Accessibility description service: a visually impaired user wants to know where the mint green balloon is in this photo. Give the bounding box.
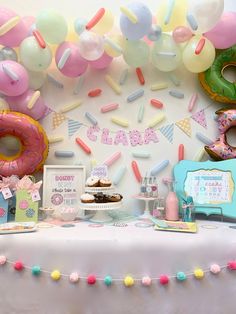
[20,37,52,72]
[151,34,182,72]
[36,9,68,44]
[123,40,149,68]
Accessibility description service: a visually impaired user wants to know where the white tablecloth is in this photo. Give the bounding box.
[1,220,236,314]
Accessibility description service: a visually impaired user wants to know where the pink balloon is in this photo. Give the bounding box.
[0,7,28,47]
[55,42,88,78]
[89,52,113,69]
[5,89,48,120]
[172,26,193,43]
[204,12,236,49]
[22,15,35,35]
[0,60,29,96]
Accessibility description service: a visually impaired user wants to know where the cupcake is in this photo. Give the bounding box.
[99,177,112,187]
[80,193,95,203]
[86,176,100,187]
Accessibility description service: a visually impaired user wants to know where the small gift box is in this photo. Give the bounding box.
[15,176,42,223]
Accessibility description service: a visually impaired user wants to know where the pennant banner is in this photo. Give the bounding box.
[191,109,207,129]
[159,124,174,144]
[68,120,82,138]
[175,118,191,137]
[52,112,66,130]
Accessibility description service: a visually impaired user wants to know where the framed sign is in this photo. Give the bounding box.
[43,165,86,213]
[174,160,236,218]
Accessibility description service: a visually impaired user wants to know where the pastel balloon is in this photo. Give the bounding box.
[104,34,124,57]
[0,60,29,96]
[0,7,28,47]
[120,2,152,40]
[20,36,52,72]
[147,25,162,42]
[123,40,149,68]
[156,0,187,32]
[78,31,104,61]
[182,36,215,73]
[151,34,182,72]
[28,70,46,90]
[204,12,236,49]
[36,9,68,44]
[22,15,35,34]
[92,9,114,35]
[89,52,113,69]
[5,89,48,120]
[74,18,87,35]
[172,26,192,43]
[66,23,78,42]
[55,42,88,77]
[187,0,224,33]
[0,47,17,61]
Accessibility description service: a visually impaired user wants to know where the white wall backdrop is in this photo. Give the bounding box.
[1,0,236,214]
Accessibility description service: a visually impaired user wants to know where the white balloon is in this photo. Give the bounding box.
[28,71,46,90]
[187,0,224,33]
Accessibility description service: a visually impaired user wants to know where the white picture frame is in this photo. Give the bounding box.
[43,165,86,217]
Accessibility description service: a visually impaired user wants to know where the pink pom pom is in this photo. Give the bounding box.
[14,261,24,271]
[0,255,7,265]
[227,261,236,270]
[210,264,221,274]
[142,276,152,286]
[87,274,96,285]
[159,275,169,285]
[69,272,79,283]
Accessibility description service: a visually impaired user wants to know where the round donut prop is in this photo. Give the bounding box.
[0,110,48,177]
[205,108,236,160]
[199,45,236,104]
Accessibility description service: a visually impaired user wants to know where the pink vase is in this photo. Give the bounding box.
[165,191,179,221]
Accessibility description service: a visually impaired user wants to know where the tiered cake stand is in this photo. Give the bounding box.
[79,186,122,223]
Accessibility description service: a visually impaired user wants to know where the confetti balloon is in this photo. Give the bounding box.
[104,34,124,58]
[151,34,182,72]
[204,12,236,49]
[123,39,149,68]
[36,9,68,44]
[55,42,88,77]
[182,36,215,73]
[187,0,224,33]
[5,89,48,120]
[172,26,193,43]
[120,2,152,40]
[92,9,114,35]
[28,70,46,90]
[0,47,17,61]
[0,60,29,96]
[74,17,87,35]
[156,0,187,32]
[19,36,52,72]
[78,31,104,61]
[0,7,28,47]
[89,52,113,69]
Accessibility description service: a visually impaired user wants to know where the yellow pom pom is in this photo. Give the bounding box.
[124,275,134,287]
[194,268,204,279]
[51,270,61,281]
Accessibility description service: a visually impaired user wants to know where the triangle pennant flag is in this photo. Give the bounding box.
[159,124,174,143]
[175,118,192,137]
[191,109,207,129]
[52,112,67,129]
[68,119,82,138]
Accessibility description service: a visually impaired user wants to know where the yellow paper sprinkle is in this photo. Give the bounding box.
[27,91,40,109]
[0,16,20,36]
[120,6,138,24]
[111,116,129,127]
[48,136,64,144]
[150,82,168,91]
[60,101,82,113]
[105,75,122,95]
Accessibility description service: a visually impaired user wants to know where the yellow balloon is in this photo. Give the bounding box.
[49,44,57,56]
[156,0,187,32]
[66,23,79,42]
[92,10,114,35]
[182,36,215,73]
[104,34,124,57]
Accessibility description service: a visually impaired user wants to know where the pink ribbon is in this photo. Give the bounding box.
[0,175,19,192]
[16,176,42,193]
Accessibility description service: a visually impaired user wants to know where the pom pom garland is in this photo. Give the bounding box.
[87,274,96,285]
[176,271,187,281]
[227,261,236,270]
[124,275,134,287]
[159,275,169,285]
[14,261,24,271]
[194,268,204,279]
[32,265,41,276]
[210,264,221,274]
[51,270,61,281]
[141,276,152,286]
[0,255,7,265]
[104,275,113,286]
[69,272,80,283]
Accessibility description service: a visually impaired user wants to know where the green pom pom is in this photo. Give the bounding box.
[32,265,41,276]
[104,275,112,286]
[176,271,186,281]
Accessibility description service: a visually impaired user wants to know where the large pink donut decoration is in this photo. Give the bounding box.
[205,108,236,160]
[0,111,48,177]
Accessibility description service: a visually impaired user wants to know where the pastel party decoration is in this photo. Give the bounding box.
[69,272,79,283]
[0,255,7,265]
[0,60,29,97]
[175,118,191,137]
[14,261,24,271]
[137,103,144,123]
[169,90,184,99]
[0,7,28,47]
[123,275,134,287]
[112,166,127,186]
[20,36,52,72]
[159,124,174,144]
[127,88,144,102]
[123,40,149,68]
[78,31,104,61]
[119,68,129,85]
[32,265,41,276]
[210,264,221,274]
[75,137,92,154]
[105,74,121,95]
[0,192,9,224]
[150,159,169,176]
[87,274,96,285]
[172,26,192,44]
[159,275,169,285]
[176,271,186,281]
[36,9,68,44]
[136,67,145,85]
[191,109,207,129]
[142,276,152,286]
[120,2,152,40]
[188,93,198,112]
[114,130,129,146]
[104,275,113,286]
[100,103,119,113]
[51,270,61,281]
[89,52,113,70]
[54,151,74,158]
[194,268,204,279]
[131,160,142,183]
[28,70,46,90]
[55,42,88,77]
[0,47,18,61]
[103,151,121,167]
[91,9,114,35]
[67,120,81,137]
[74,18,87,35]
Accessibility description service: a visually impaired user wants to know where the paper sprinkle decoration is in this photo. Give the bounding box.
[175,118,191,137]
[191,109,207,129]
[68,119,82,138]
[159,124,174,144]
[52,112,67,129]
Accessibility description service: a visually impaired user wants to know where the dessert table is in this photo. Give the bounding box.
[0,219,236,314]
